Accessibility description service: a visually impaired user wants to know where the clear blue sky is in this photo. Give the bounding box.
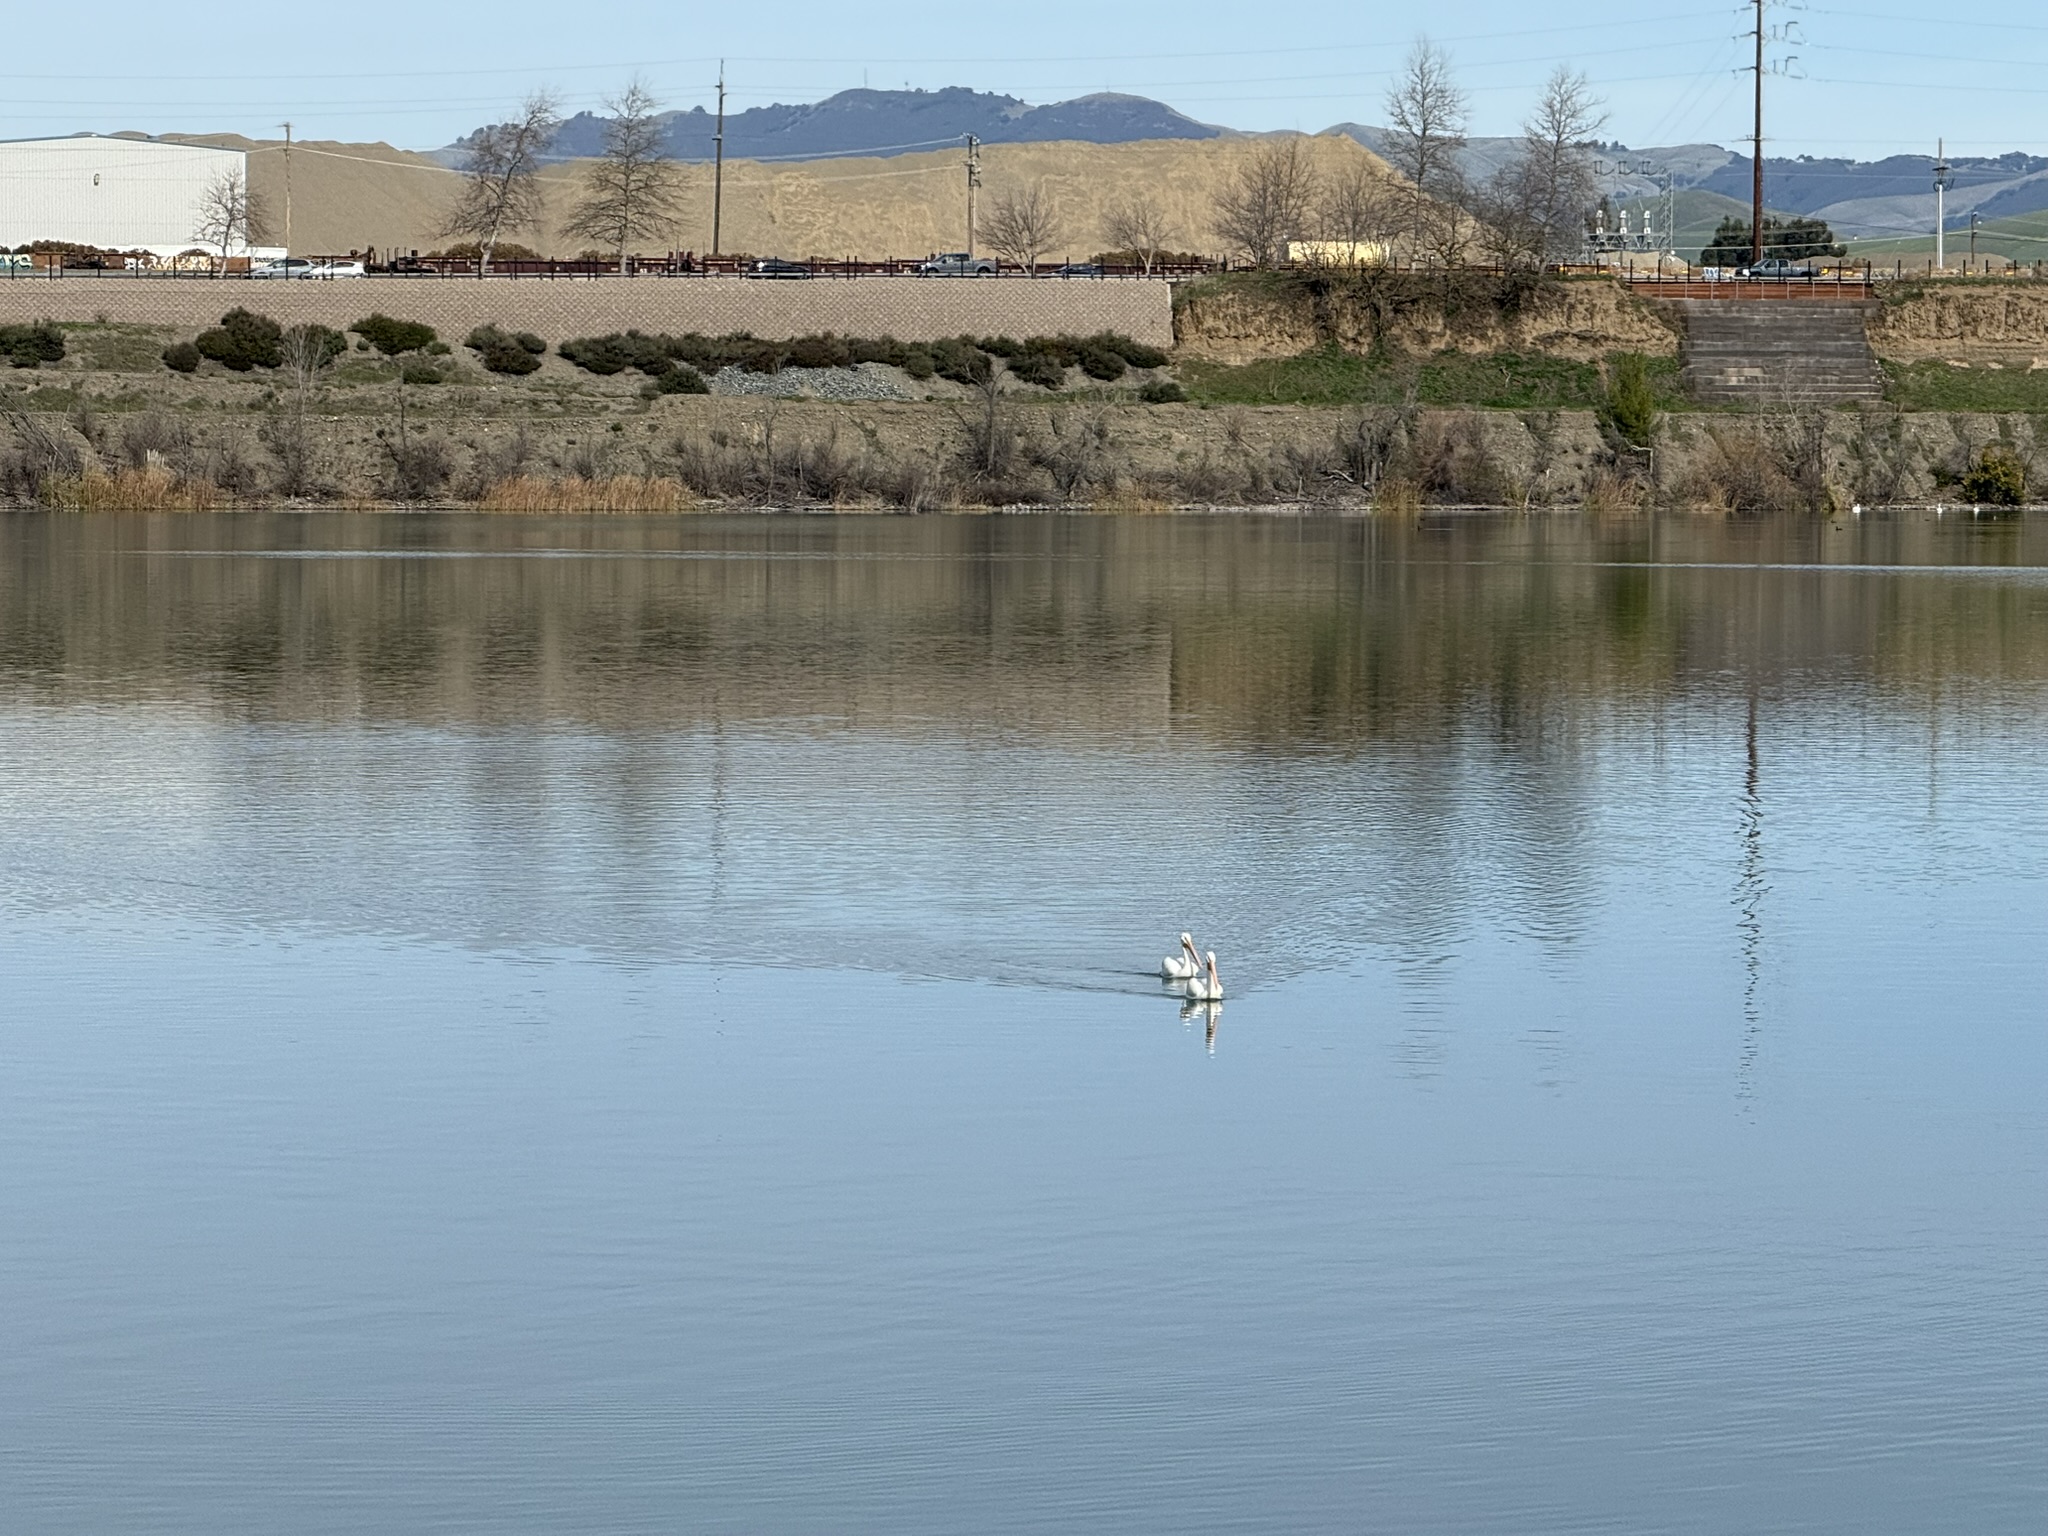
[3,3,2040,158]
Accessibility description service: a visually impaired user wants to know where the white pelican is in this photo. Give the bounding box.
[1184,951,1224,1001]
[1161,932,1203,981]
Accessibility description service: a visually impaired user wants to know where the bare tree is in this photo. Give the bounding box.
[1102,194,1175,275]
[561,79,682,263]
[442,92,562,275]
[267,323,344,496]
[1212,136,1318,267]
[1384,38,1469,254]
[1415,170,1479,268]
[192,170,269,276]
[982,184,1064,273]
[1316,160,1399,260]
[1509,67,1606,263]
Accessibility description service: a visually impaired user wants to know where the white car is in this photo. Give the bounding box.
[306,260,367,280]
[248,257,320,280]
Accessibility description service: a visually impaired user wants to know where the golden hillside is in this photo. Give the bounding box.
[178,132,1394,261]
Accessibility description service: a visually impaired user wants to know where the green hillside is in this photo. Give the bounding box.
[1844,209,2048,270]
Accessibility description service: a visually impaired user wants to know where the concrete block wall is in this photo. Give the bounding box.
[0,275,1175,348]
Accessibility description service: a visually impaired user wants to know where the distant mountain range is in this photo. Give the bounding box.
[1331,127,2048,243]
[446,88,2045,244]
[443,88,1220,168]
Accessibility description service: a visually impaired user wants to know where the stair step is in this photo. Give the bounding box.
[1670,297,1882,404]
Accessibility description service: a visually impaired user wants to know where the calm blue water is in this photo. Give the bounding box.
[1,511,2044,1532]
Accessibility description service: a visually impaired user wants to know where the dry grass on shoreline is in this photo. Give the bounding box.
[41,469,223,512]
[475,475,697,514]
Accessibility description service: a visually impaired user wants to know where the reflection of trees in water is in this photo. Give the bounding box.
[0,511,2042,979]
[3,511,2045,733]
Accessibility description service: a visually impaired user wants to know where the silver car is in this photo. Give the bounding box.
[918,252,998,276]
[248,257,320,280]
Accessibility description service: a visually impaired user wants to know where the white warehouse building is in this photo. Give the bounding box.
[0,134,269,260]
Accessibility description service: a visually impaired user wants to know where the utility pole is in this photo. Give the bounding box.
[279,121,292,255]
[1969,210,1980,270]
[712,64,726,258]
[1933,140,1951,272]
[1750,0,1765,266]
[964,135,981,256]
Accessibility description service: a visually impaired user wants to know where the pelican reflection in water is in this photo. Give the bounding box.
[1180,997,1223,1053]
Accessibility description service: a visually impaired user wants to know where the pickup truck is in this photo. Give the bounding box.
[1738,258,1820,279]
[918,252,998,276]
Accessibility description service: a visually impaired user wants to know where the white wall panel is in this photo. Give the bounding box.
[0,137,249,254]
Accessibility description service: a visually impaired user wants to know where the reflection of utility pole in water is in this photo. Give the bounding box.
[708,713,729,908]
[1735,690,1766,1100]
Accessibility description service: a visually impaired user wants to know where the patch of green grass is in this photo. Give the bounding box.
[1179,345,1685,411]
[57,321,179,373]
[1882,358,2048,411]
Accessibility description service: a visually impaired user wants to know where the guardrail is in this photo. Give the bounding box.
[2,257,1218,281]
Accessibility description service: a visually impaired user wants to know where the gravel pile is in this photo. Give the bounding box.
[709,362,918,401]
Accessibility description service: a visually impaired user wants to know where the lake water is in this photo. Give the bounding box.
[1,510,2044,1533]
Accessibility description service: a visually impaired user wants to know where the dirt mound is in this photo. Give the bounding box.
[175,131,1393,263]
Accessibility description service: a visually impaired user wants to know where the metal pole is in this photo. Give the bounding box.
[1934,140,1949,272]
[279,122,293,257]
[965,135,980,257]
[712,64,726,258]
[1751,0,1765,266]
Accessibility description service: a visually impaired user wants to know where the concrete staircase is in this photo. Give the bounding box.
[1674,300,1884,404]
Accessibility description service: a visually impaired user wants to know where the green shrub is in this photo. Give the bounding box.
[424,340,451,356]
[466,324,544,375]
[400,360,446,385]
[194,307,282,371]
[1961,445,2026,505]
[1007,351,1067,389]
[283,323,348,367]
[730,339,788,374]
[1077,344,1128,382]
[1095,332,1169,370]
[0,321,66,368]
[350,313,437,357]
[979,335,1025,359]
[785,333,852,369]
[161,340,202,373]
[559,330,682,376]
[933,337,990,385]
[1139,378,1188,404]
[653,364,709,395]
[901,346,936,381]
[847,335,908,368]
[1601,353,1659,447]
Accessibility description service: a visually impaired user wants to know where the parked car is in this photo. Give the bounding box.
[306,260,367,279]
[1738,258,1820,279]
[248,257,320,280]
[918,252,998,276]
[1051,262,1103,278]
[744,257,814,279]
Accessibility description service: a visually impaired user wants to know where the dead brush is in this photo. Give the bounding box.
[1687,425,1806,513]
[1091,481,1175,514]
[41,467,223,512]
[1373,478,1423,515]
[1,409,85,504]
[476,475,696,513]
[1580,467,1646,514]
[1413,411,1508,505]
